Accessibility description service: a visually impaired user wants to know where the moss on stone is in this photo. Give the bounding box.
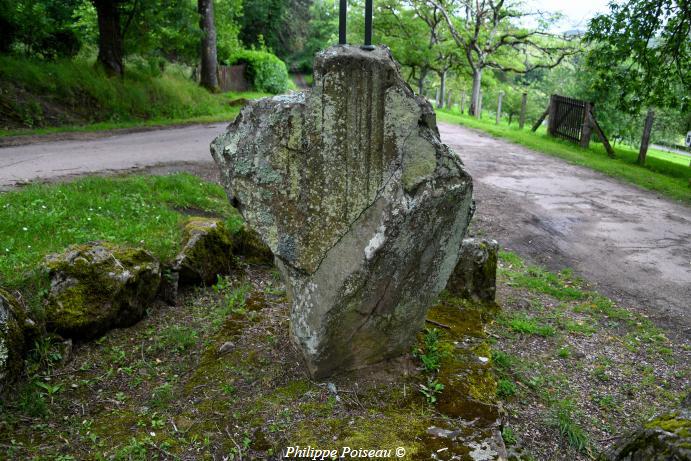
[290,411,429,457]
[176,217,235,285]
[44,242,161,339]
[645,412,691,437]
[231,225,274,265]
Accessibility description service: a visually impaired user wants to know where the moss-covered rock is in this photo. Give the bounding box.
[0,288,29,392]
[44,242,161,340]
[607,397,691,460]
[447,238,499,302]
[232,225,273,264]
[174,218,234,285]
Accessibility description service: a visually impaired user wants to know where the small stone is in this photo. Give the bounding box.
[427,426,461,439]
[218,341,235,355]
[174,218,234,286]
[447,238,499,302]
[607,397,690,460]
[60,339,73,364]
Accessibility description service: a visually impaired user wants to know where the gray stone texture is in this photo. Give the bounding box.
[446,238,499,302]
[211,45,474,378]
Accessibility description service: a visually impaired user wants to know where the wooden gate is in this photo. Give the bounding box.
[217,64,250,92]
[532,94,614,157]
[548,95,587,143]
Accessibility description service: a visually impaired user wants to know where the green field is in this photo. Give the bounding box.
[437,109,691,204]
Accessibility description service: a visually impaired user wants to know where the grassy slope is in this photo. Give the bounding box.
[0,55,268,136]
[0,173,242,290]
[437,110,691,204]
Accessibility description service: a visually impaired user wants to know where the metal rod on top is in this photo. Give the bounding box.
[362,0,375,50]
[339,0,347,44]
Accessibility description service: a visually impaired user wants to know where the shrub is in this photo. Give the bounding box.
[226,50,290,94]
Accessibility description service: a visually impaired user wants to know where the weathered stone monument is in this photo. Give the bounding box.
[211,45,474,378]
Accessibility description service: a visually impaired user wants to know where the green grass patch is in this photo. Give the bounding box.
[549,400,591,454]
[500,260,587,301]
[0,173,241,289]
[497,378,517,398]
[437,110,691,204]
[501,313,556,337]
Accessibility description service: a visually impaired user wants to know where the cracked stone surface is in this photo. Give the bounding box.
[211,45,474,378]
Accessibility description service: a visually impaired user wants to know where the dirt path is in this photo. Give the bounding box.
[1,121,689,334]
[438,122,691,336]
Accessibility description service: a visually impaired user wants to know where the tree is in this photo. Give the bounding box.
[1,0,83,58]
[290,0,338,72]
[584,0,690,113]
[93,0,125,77]
[198,0,219,91]
[239,0,287,54]
[430,0,576,116]
[377,0,461,103]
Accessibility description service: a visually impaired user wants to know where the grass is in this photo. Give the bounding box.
[0,173,242,289]
[491,250,688,459]
[436,109,691,204]
[0,54,270,136]
[502,313,556,337]
[550,400,591,454]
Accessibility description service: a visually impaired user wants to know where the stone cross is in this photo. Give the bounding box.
[211,46,474,378]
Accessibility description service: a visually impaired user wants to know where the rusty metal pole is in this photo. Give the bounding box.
[339,0,347,45]
[362,0,375,50]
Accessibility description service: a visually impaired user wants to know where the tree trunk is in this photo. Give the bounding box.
[417,67,428,96]
[470,68,482,117]
[437,70,446,109]
[198,0,219,91]
[93,0,124,77]
[638,109,655,165]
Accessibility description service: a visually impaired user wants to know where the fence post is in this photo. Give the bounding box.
[496,91,504,124]
[519,92,527,129]
[638,109,655,165]
[460,92,466,114]
[580,102,593,148]
[547,95,557,135]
